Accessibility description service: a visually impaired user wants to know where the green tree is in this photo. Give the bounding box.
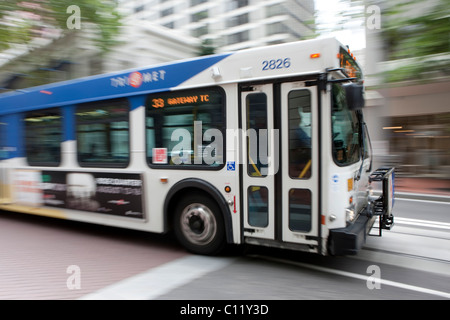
[198,39,216,56]
[317,0,450,82]
[382,0,450,60]
[0,0,122,52]
[381,0,450,82]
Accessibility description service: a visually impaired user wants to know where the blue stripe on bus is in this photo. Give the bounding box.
[1,113,24,159]
[0,53,232,114]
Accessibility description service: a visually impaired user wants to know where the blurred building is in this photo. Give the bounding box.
[363,0,450,179]
[1,0,315,90]
[102,20,201,72]
[117,0,316,52]
[0,20,200,91]
[379,79,450,178]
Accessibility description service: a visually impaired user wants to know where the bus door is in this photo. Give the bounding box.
[241,84,276,240]
[280,82,319,245]
[240,82,319,246]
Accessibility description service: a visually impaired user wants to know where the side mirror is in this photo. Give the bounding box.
[343,83,365,110]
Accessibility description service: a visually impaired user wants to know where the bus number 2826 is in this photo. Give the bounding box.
[262,58,291,71]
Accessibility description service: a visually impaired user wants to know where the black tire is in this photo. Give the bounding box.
[173,193,226,255]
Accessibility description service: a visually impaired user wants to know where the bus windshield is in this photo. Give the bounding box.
[331,83,361,166]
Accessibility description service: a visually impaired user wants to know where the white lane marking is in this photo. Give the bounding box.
[395,197,450,205]
[355,249,450,277]
[259,256,450,299]
[79,255,235,300]
[394,217,450,230]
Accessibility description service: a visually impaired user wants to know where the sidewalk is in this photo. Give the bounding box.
[395,177,450,202]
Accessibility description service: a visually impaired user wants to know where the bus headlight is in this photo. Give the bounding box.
[346,207,356,222]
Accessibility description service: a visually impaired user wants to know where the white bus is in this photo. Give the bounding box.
[0,37,394,256]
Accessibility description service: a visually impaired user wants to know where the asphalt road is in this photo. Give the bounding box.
[0,197,448,303]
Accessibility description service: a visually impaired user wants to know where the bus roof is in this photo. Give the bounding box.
[0,37,351,115]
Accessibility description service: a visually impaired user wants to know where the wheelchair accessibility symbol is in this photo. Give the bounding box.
[227,161,236,171]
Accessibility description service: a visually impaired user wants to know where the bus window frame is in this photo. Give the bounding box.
[331,82,362,167]
[145,86,227,171]
[25,107,62,167]
[76,98,131,169]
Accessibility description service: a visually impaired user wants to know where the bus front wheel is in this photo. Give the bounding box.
[173,193,226,255]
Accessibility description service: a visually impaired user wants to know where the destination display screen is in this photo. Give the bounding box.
[151,92,219,109]
[338,47,362,80]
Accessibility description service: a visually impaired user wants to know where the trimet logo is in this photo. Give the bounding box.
[111,70,166,88]
[129,72,143,88]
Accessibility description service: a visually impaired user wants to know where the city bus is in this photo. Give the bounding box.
[0,37,394,256]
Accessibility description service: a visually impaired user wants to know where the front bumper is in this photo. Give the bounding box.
[328,214,377,256]
[328,166,395,256]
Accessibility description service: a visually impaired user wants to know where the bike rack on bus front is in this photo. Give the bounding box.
[365,166,395,236]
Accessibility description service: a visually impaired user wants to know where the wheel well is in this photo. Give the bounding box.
[164,180,233,244]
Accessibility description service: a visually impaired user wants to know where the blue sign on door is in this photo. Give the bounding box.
[227,161,236,171]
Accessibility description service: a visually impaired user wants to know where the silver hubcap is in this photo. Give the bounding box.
[180,203,217,245]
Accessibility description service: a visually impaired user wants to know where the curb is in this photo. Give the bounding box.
[395,192,450,203]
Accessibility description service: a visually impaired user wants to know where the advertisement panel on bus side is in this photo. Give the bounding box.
[14,170,144,219]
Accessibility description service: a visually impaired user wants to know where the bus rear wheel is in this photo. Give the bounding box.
[173,193,226,255]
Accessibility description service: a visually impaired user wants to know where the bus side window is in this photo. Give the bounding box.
[146,87,225,168]
[25,108,62,166]
[76,99,130,168]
